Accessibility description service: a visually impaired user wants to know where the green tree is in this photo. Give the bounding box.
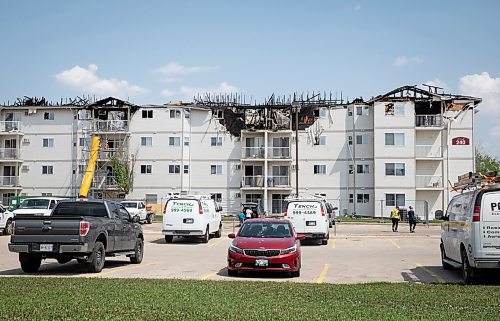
[476,147,500,173]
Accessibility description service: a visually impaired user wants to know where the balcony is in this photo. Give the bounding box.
[241,175,265,187]
[242,147,265,159]
[415,115,442,128]
[0,176,20,187]
[267,147,291,159]
[93,120,128,133]
[416,175,443,188]
[0,148,19,160]
[92,175,118,189]
[267,175,290,187]
[0,121,21,132]
[415,145,442,158]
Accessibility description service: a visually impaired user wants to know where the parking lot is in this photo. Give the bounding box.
[0,222,466,284]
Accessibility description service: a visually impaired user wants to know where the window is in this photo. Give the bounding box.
[385,163,406,176]
[349,194,354,203]
[183,165,189,174]
[169,137,181,146]
[142,110,153,118]
[386,194,405,207]
[141,137,152,146]
[349,165,354,174]
[213,110,223,119]
[42,138,54,148]
[169,165,180,174]
[246,194,262,203]
[384,103,404,116]
[44,112,54,120]
[41,192,53,197]
[318,136,326,145]
[42,165,54,175]
[211,137,222,146]
[79,137,90,147]
[357,164,369,174]
[319,108,327,118]
[184,137,190,146]
[356,106,369,116]
[170,109,181,118]
[314,165,326,174]
[140,165,152,174]
[348,109,353,117]
[211,193,222,203]
[145,194,158,204]
[78,164,86,174]
[357,194,369,203]
[356,135,368,145]
[348,136,353,145]
[211,165,223,175]
[385,133,405,146]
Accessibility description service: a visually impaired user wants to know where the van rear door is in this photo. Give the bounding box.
[165,199,199,234]
[287,201,323,233]
[480,191,500,253]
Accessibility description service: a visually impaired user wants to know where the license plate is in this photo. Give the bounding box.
[40,244,53,252]
[184,218,194,224]
[306,221,316,226]
[255,259,268,267]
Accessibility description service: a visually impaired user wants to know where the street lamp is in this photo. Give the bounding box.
[292,102,301,197]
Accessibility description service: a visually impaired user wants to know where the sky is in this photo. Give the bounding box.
[1,0,499,157]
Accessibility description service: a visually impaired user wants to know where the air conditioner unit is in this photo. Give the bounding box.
[235,192,241,198]
[21,165,30,171]
[22,138,30,144]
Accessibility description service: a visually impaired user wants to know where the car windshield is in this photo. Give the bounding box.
[239,222,292,238]
[18,199,50,209]
[121,202,138,208]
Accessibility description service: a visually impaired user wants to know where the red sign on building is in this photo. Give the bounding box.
[452,137,470,145]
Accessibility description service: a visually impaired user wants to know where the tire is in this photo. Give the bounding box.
[291,269,301,277]
[86,241,105,273]
[56,257,72,264]
[214,223,222,238]
[4,219,13,236]
[227,268,238,277]
[202,227,209,243]
[19,254,41,273]
[329,221,333,228]
[146,214,153,224]
[130,238,144,264]
[461,248,474,284]
[322,232,329,245]
[440,243,453,270]
[165,235,173,243]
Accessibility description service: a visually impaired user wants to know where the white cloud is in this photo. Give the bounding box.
[55,64,148,98]
[459,72,500,114]
[154,62,218,75]
[162,82,239,100]
[161,89,176,97]
[354,4,361,11]
[423,79,448,90]
[394,56,423,67]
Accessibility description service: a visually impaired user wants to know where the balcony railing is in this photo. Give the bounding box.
[0,148,18,160]
[93,120,128,132]
[242,147,265,159]
[415,145,442,158]
[92,175,118,189]
[268,147,291,159]
[267,176,290,187]
[415,115,442,128]
[0,176,20,187]
[242,175,265,187]
[416,175,442,188]
[0,121,21,132]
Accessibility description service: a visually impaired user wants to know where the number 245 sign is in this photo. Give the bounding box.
[452,137,470,145]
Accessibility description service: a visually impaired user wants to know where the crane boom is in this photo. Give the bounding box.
[79,136,100,198]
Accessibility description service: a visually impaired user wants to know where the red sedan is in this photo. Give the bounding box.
[227,219,304,277]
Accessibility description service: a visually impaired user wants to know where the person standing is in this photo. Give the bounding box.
[238,210,246,226]
[408,206,417,233]
[390,206,400,232]
[245,208,253,220]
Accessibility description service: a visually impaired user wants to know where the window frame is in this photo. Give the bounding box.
[210,164,223,175]
[386,193,405,207]
[169,137,181,146]
[141,137,153,146]
[385,163,406,176]
[313,164,326,175]
[140,164,152,174]
[142,109,153,119]
[168,165,180,174]
[42,165,54,175]
[42,138,54,148]
[211,137,223,147]
[385,133,405,146]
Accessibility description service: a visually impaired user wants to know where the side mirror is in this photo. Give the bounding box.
[435,210,444,220]
[132,215,140,223]
[296,234,305,240]
[228,233,236,239]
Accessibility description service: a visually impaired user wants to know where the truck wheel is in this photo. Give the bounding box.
[440,243,453,270]
[130,238,144,264]
[165,235,173,243]
[461,248,475,284]
[147,214,153,224]
[202,227,209,243]
[4,219,13,235]
[87,242,105,273]
[19,254,41,273]
[215,223,222,238]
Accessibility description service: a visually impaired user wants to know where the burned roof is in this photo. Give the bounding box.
[368,85,482,105]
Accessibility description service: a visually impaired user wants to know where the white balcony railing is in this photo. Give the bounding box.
[93,120,128,132]
[268,147,291,159]
[242,147,265,159]
[267,175,290,187]
[0,148,18,160]
[0,176,20,187]
[415,145,442,158]
[0,121,21,132]
[242,175,265,187]
[416,175,442,188]
[415,115,442,128]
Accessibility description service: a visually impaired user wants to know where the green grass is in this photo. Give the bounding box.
[0,278,498,321]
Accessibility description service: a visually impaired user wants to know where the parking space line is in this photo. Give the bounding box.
[207,237,229,248]
[415,262,445,283]
[316,264,330,284]
[84,262,157,278]
[388,238,400,249]
[331,239,336,249]
[200,271,218,280]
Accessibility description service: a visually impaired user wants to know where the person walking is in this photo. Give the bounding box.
[390,206,400,232]
[408,206,417,233]
[238,210,246,226]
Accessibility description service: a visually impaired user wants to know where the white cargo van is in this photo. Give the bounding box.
[284,198,329,245]
[437,187,500,283]
[162,195,222,243]
[13,197,64,216]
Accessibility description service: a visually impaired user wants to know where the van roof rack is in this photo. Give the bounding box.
[453,171,500,192]
[285,193,328,201]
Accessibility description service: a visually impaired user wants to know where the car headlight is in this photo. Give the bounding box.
[280,244,297,255]
[229,243,244,254]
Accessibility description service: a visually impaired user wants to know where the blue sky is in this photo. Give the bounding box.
[1,1,499,156]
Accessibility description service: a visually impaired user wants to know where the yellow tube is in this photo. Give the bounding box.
[79,136,100,198]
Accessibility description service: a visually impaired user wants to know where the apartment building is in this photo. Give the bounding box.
[0,86,481,218]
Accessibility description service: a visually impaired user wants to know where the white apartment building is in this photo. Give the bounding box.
[0,86,481,219]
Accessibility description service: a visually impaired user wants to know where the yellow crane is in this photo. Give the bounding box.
[79,136,101,198]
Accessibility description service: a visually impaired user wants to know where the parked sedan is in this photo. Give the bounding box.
[227,219,304,277]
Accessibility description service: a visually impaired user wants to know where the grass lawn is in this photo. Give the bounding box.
[0,278,498,321]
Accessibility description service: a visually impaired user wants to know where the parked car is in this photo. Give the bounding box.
[162,195,222,243]
[284,197,330,244]
[121,200,154,224]
[325,202,338,228]
[0,203,14,235]
[436,187,500,283]
[8,199,144,273]
[227,219,303,277]
[12,197,65,216]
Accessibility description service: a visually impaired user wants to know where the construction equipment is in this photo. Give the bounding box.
[453,171,500,192]
[79,136,101,198]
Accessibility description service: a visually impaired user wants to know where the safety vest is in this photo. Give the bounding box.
[390,209,400,220]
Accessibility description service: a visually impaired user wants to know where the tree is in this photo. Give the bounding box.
[475,147,500,173]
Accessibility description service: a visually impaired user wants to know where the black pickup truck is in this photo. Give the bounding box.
[8,199,144,273]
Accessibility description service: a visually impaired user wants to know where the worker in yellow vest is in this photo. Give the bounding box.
[390,207,400,232]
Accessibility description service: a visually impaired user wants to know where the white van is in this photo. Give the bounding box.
[162,195,222,243]
[284,198,329,245]
[13,197,64,216]
[437,187,500,283]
